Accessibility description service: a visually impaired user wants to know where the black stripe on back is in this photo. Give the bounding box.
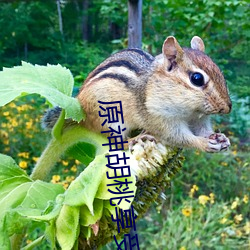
[96,73,130,85]
[125,48,154,62]
[91,60,140,79]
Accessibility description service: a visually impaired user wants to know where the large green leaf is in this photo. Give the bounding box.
[63,154,106,214]
[0,154,65,248]
[56,205,80,250]
[0,62,84,121]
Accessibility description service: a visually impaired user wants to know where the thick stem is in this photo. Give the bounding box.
[30,126,108,181]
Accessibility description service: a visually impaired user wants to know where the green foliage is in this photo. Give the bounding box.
[0,62,84,121]
[0,0,249,99]
[0,154,64,249]
[137,196,249,249]
[0,1,249,249]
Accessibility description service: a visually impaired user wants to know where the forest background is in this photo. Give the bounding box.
[0,0,249,249]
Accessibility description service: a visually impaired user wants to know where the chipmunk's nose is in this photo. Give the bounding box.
[219,101,232,114]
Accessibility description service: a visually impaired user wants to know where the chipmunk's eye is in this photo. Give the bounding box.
[190,72,204,87]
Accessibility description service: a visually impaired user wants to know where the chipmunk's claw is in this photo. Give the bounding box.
[207,133,230,152]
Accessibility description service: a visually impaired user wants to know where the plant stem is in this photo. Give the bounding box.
[30,126,107,181]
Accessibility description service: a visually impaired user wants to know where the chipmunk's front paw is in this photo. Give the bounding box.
[206,133,230,152]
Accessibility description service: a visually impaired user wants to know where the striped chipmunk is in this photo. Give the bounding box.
[43,36,232,153]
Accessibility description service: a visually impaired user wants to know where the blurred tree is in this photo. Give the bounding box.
[128,0,142,48]
[0,0,248,98]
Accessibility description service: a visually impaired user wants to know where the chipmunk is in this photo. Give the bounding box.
[44,36,232,153]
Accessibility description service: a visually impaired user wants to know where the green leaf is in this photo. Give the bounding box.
[0,231,10,250]
[45,220,56,249]
[0,154,30,181]
[0,62,85,122]
[0,176,31,201]
[26,200,63,222]
[79,199,103,226]
[20,181,64,213]
[65,142,96,166]
[63,154,106,214]
[0,154,65,244]
[0,182,33,217]
[56,205,80,250]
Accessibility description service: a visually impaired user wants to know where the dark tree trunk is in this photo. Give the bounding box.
[128,0,142,48]
[82,0,89,41]
[110,22,122,40]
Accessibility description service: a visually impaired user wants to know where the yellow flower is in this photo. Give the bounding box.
[0,130,8,138]
[17,105,30,112]
[182,207,192,217]
[234,214,243,224]
[244,221,250,234]
[26,121,33,129]
[63,182,69,189]
[32,157,39,163]
[232,150,237,156]
[189,184,199,197]
[209,193,215,204]
[198,195,210,206]
[18,152,30,159]
[75,159,81,165]
[194,238,201,247]
[19,161,28,169]
[9,102,16,108]
[66,176,75,182]
[235,157,242,163]
[220,217,228,224]
[243,195,248,204]
[3,111,9,116]
[62,160,69,166]
[3,138,9,145]
[11,119,18,127]
[51,175,61,183]
[4,147,10,152]
[231,198,240,209]
[70,165,77,172]
[221,232,227,238]
[221,162,228,167]
[179,247,186,250]
[236,229,243,237]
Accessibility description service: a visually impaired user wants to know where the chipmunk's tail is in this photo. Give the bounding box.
[41,106,62,130]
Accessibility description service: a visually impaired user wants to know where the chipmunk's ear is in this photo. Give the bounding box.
[162,36,184,63]
[191,36,205,52]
